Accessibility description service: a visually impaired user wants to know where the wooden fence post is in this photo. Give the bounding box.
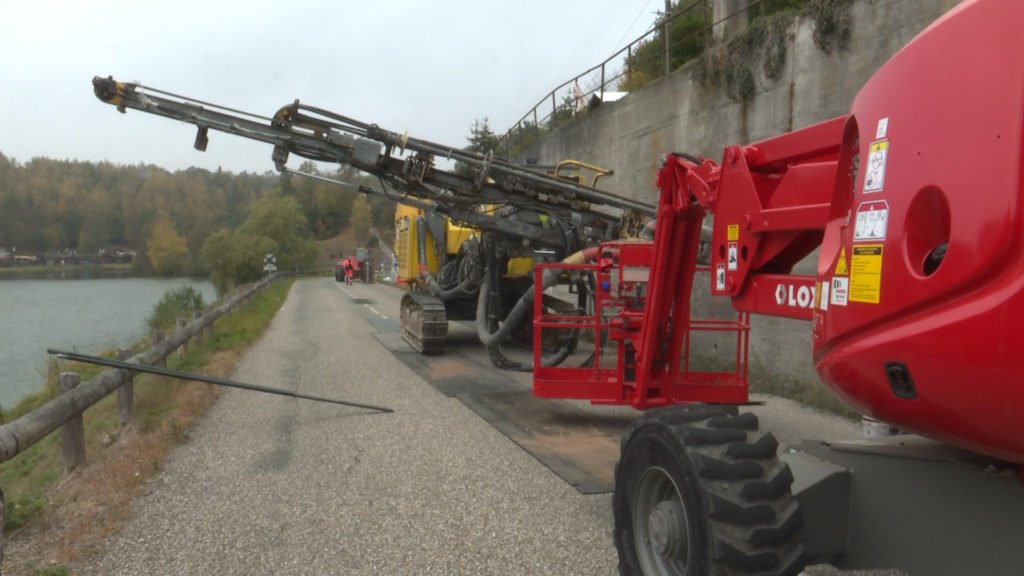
[177,318,188,358]
[59,372,86,472]
[1,484,5,569]
[203,306,213,341]
[193,310,203,346]
[116,348,134,428]
[153,329,166,367]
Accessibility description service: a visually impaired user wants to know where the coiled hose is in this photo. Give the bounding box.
[476,246,602,371]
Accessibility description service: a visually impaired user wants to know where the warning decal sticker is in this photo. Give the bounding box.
[830,277,849,307]
[876,117,889,139]
[854,200,889,242]
[864,140,889,193]
[819,280,830,311]
[850,245,883,304]
[727,242,738,271]
[727,224,740,242]
[835,247,849,276]
[716,264,726,291]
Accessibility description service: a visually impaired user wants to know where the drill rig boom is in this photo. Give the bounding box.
[91,77,653,228]
[93,76,653,360]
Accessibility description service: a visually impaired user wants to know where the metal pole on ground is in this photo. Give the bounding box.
[49,350,395,414]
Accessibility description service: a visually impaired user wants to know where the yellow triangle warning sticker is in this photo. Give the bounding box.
[835,247,849,276]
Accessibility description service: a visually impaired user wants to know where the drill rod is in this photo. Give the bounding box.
[47,349,394,414]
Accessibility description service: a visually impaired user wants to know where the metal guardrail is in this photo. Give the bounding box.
[500,0,768,158]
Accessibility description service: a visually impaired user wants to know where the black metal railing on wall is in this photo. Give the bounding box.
[500,0,778,159]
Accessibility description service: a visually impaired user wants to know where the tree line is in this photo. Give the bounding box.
[0,152,394,292]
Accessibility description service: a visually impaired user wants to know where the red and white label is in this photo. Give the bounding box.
[854,200,889,242]
[831,277,849,306]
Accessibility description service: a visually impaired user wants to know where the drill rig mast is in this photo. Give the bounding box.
[92,77,654,365]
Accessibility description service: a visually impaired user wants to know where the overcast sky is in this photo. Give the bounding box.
[0,0,659,174]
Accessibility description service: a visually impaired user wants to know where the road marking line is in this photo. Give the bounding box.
[335,283,389,320]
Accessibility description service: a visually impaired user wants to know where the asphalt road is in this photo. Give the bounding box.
[84,279,900,575]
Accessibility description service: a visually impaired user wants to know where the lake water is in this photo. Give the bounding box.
[0,277,217,410]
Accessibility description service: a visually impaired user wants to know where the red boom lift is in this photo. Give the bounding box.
[533,1,1024,574]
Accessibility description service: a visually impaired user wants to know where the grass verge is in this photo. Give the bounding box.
[0,278,294,575]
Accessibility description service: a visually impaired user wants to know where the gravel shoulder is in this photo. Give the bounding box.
[83,279,896,575]
[85,279,614,575]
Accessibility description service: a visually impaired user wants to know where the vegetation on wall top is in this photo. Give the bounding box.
[620,0,853,103]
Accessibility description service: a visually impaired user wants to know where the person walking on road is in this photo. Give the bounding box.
[343,257,354,286]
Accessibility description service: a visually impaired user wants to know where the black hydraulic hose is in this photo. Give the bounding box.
[478,275,581,372]
[476,246,602,371]
[416,216,430,280]
[432,276,480,300]
[414,216,446,297]
[477,234,529,370]
[415,216,482,301]
[475,245,602,347]
[475,267,556,348]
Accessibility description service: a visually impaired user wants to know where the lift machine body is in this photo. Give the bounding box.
[535,0,1024,468]
[534,2,1024,573]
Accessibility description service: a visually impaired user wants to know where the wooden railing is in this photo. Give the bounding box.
[0,274,278,563]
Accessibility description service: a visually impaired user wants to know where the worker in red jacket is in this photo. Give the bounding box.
[343,257,354,285]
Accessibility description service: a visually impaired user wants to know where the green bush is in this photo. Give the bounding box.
[695,12,796,102]
[146,285,205,330]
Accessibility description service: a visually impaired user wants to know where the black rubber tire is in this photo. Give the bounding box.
[614,405,805,576]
